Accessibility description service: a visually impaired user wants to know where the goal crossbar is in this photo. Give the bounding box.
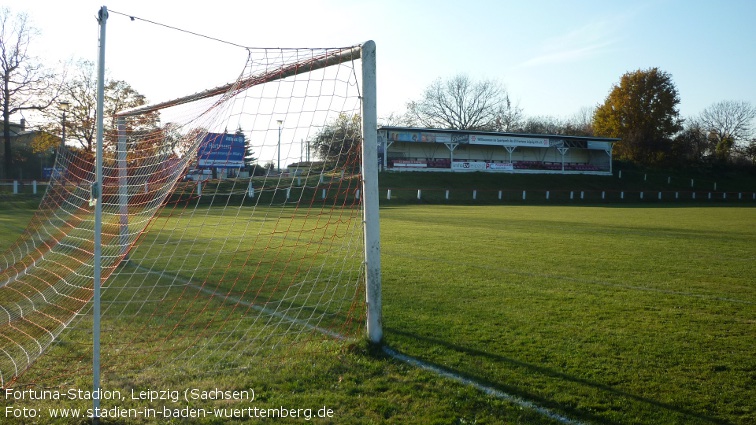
[115,45,362,118]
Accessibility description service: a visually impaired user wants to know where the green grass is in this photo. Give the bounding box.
[381,204,756,424]
[1,197,754,424]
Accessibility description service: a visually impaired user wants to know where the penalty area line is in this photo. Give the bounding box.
[382,346,584,425]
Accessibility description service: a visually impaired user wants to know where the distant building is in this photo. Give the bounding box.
[378,127,619,175]
[2,119,58,180]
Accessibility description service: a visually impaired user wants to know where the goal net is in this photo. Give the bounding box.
[0,37,378,390]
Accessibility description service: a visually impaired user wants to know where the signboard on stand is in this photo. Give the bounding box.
[197,133,246,168]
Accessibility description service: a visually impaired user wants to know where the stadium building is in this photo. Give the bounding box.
[378,126,619,175]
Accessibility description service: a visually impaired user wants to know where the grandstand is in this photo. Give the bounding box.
[378,127,619,175]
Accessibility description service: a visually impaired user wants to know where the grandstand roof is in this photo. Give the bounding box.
[378,126,620,144]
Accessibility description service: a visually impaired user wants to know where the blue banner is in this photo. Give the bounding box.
[197,133,246,168]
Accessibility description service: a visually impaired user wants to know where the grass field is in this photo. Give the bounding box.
[0,196,754,424]
[381,204,755,424]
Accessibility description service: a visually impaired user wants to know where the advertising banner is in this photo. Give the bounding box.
[197,133,246,168]
[451,134,469,144]
[486,162,514,171]
[389,131,453,143]
[43,167,64,179]
[392,160,427,168]
[587,141,610,151]
[420,133,451,143]
[388,131,420,142]
[469,135,549,147]
[451,162,487,170]
[450,162,514,171]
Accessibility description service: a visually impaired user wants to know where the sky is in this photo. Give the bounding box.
[5,0,756,125]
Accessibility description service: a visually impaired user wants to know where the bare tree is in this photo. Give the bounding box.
[378,111,409,127]
[514,113,592,136]
[405,74,520,131]
[566,106,595,136]
[493,94,524,132]
[698,100,756,162]
[0,8,59,178]
[519,115,565,135]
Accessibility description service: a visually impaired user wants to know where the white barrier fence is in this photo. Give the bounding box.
[387,188,756,203]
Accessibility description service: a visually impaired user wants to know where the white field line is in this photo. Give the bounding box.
[383,346,585,425]
[130,262,344,340]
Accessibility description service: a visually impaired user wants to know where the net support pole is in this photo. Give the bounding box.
[118,118,128,257]
[361,40,382,344]
[93,6,108,421]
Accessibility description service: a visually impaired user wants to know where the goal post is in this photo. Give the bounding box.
[360,40,382,344]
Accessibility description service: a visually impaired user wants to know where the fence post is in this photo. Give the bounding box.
[472,190,477,200]
[445,189,450,200]
[387,189,391,200]
[522,190,526,201]
[546,190,550,200]
[417,189,422,200]
[33,180,37,195]
[13,181,18,194]
[498,190,502,200]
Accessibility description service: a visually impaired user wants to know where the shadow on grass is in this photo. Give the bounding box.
[382,328,733,425]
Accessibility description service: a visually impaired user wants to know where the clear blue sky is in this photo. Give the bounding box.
[6,0,756,124]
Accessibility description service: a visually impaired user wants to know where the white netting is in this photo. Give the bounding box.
[0,45,367,387]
